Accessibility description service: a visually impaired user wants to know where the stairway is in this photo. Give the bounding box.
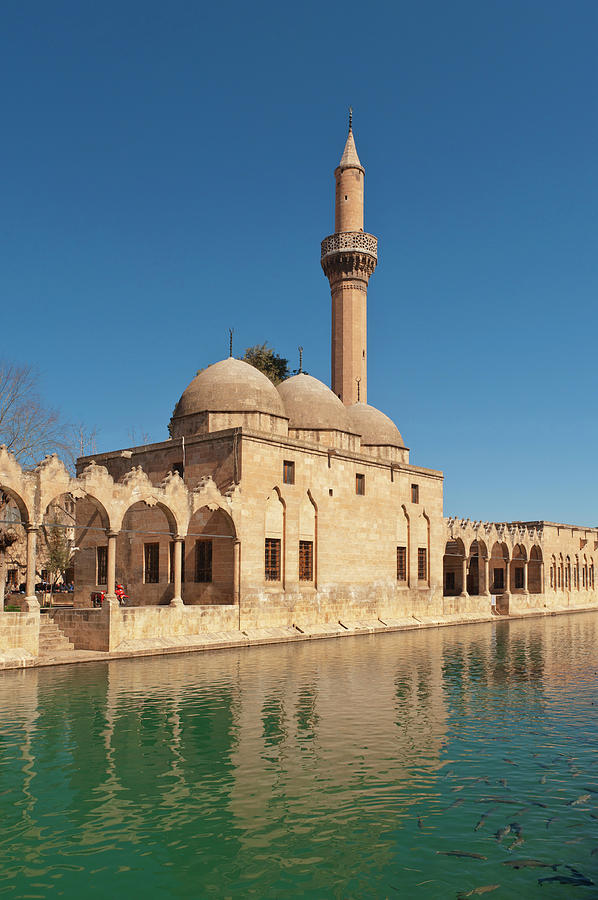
[38,617,75,656]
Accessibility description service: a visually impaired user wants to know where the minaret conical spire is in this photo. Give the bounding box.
[338,107,364,172]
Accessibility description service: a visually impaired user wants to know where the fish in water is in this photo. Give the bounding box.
[503,759,518,766]
[539,775,546,784]
[545,817,559,829]
[516,806,531,816]
[417,816,423,829]
[568,793,591,806]
[530,801,548,808]
[495,825,511,843]
[480,797,519,805]
[498,778,508,788]
[445,798,464,810]
[456,886,500,899]
[538,874,594,886]
[509,836,525,852]
[474,814,490,832]
[452,785,466,792]
[437,851,487,860]
[502,859,560,870]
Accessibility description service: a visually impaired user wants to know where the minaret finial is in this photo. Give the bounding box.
[348,106,353,132]
[356,377,361,402]
[228,328,234,357]
[298,346,303,373]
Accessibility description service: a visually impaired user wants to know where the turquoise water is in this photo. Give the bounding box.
[0,614,597,898]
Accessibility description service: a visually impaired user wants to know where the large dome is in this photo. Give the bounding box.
[347,402,405,448]
[277,373,351,432]
[173,358,286,419]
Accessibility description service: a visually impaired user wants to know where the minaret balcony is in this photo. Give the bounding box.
[320,232,378,262]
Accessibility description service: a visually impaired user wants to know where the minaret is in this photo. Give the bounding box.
[321,110,377,405]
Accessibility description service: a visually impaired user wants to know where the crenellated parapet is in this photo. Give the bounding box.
[444,516,544,557]
[0,447,239,539]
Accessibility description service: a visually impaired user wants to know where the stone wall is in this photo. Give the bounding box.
[0,606,39,664]
[49,608,109,651]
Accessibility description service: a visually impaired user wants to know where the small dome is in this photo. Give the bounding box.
[173,358,286,419]
[277,373,351,432]
[347,402,405,448]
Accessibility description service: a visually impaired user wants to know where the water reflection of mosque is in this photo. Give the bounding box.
[4,620,595,829]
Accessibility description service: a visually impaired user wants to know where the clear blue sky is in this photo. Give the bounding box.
[2,1,597,524]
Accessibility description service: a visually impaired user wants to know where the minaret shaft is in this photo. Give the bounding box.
[321,119,377,405]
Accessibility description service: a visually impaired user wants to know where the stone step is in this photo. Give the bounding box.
[39,636,74,652]
[38,620,75,655]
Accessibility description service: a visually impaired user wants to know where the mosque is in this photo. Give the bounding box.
[64,118,596,628]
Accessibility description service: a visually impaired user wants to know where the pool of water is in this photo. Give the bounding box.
[0,613,597,898]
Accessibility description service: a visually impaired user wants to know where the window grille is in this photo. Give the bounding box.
[299,541,313,581]
[417,548,427,581]
[411,483,419,504]
[96,546,107,585]
[283,460,295,485]
[265,538,281,581]
[195,540,212,583]
[144,543,160,583]
[514,567,524,589]
[493,568,505,591]
[445,571,455,591]
[355,473,365,495]
[397,546,407,581]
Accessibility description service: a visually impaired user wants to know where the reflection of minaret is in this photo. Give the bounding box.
[321,109,378,405]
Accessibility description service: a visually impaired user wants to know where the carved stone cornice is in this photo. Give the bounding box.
[321,237,378,284]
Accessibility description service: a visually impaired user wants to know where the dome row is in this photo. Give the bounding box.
[172,358,405,450]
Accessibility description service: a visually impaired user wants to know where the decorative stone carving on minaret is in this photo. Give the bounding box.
[321,110,377,405]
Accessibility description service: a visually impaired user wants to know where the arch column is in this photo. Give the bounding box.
[523,559,529,594]
[105,531,118,602]
[233,539,240,604]
[460,555,469,598]
[170,536,184,606]
[25,525,38,600]
[504,558,511,598]
[482,556,491,597]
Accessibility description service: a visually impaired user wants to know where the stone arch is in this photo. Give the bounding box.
[510,544,527,593]
[490,542,509,594]
[399,504,410,586]
[582,555,588,589]
[467,538,488,596]
[0,483,31,524]
[298,491,316,585]
[443,538,465,596]
[265,487,285,585]
[183,504,236,605]
[114,499,179,606]
[529,545,542,594]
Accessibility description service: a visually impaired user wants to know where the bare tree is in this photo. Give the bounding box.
[0,362,98,604]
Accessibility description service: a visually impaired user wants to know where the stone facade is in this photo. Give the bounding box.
[0,118,596,667]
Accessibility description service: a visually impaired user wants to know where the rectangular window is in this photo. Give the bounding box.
[283,460,295,485]
[411,483,419,503]
[356,473,365,495]
[195,540,212,583]
[514,567,524,589]
[397,546,407,582]
[493,568,505,590]
[169,541,186,583]
[445,571,455,591]
[299,540,313,581]
[418,548,427,581]
[265,538,281,581]
[144,542,160,584]
[96,547,107,585]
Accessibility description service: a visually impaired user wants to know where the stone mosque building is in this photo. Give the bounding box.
[65,117,596,627]
[2,117,595,656]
